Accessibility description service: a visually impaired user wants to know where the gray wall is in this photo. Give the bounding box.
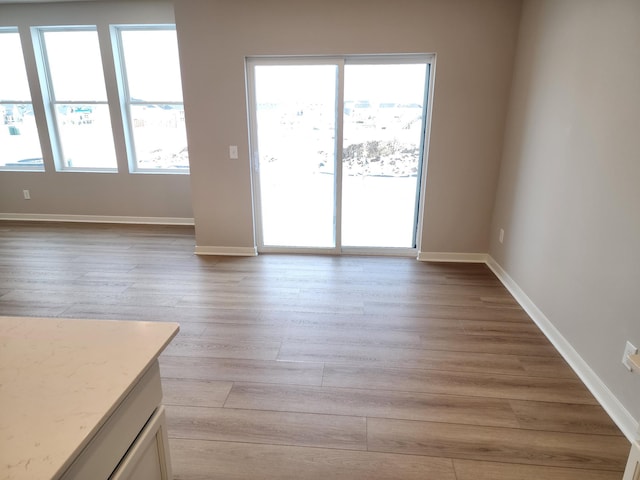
[0,1,193,220]
[173,0,521,250]
[490,0,640,423]
[0,0,521,246]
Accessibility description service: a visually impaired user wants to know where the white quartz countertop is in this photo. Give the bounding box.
[0,316,179,480]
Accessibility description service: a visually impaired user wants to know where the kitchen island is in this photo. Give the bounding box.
[0,316,179,480]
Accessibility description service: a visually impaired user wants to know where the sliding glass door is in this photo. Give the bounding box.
[247,56,431,254]
[251,63,338,248]
[342,62,428,248]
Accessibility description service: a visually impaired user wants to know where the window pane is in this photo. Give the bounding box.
[254,64,337,247]
[55,104,116,169]
[0,104,43,168]
[120,29,183,102]
[130,104,188,169]
[44,30,108,101]
[0,31,31,100]
[0,31,43,170]
[342,63,427,247]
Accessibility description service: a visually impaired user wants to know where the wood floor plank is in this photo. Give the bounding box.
[161,378,233,408]
[201,323,424,349]
[173,285,302,300]
[322,365,598,404]
[364,302,533,322]
[365,292,521,309]
[166,405,367,450]
[297,290,520,310]
[61,304,262,324]
[169,438,457,480]
[124,281,262,296]
[158,356,324,386]
[257,310,467,333]
[517,354,579,378]
[0,267,84,281]
[367,418,629,471]
[0,302,69,317]
[224,383,520,428]
[177,294,365,315]
[279,338,558,370]
[0,258,136,272]
[253,300,530,330]
[2,289,182,307]
[416,332,560,356]
[82,270,245,284]
[297,282,509,298]
[453,459,624,480]
[509,400,623,435]
[162,336,281,360]
[365,297,518,313]
[0,280,131,294]
[281,342,529,375]
[460,319,544,338]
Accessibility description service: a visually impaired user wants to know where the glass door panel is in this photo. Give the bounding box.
[342,63,427,248]
[253,65,337,248]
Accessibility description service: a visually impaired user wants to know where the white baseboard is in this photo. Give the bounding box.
[0,213,194,226]
[486,255,639,442]
[194,245,258,257]
[417,251,488,263]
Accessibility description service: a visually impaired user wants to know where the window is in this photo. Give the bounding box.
[115,27,188,171]
[37,27,117,170]
[0,29,43,170]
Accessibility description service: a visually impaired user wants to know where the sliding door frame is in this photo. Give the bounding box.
[246,54,435,257]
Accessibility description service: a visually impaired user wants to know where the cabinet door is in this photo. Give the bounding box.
[110,406,172,480]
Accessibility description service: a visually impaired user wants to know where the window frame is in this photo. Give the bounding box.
[33,25,118,172]
[246,54,434,255]
[0,27,44,172]
[112,24,189,174]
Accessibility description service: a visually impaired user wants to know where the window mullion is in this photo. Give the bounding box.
[98,23,129,174]
[33,27,61,166]
[335,59,345,251]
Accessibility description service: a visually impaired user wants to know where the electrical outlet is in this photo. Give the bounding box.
[23,189,30,200]
[499,228,504,244]
[229,145,238,159]
[622,341,638,371]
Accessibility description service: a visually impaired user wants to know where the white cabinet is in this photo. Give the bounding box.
[111,406,172,480]
[1,317,178,480]
[61,361,172,480]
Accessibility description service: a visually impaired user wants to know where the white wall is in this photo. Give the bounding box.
[174,0,521,251]
[0,1,193,220]
[490,0,640,435]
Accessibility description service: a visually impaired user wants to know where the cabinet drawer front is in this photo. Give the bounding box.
[110,406,172,480]
[61,361,162,480]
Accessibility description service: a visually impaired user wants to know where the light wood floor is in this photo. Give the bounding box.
[0,221,630,479]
